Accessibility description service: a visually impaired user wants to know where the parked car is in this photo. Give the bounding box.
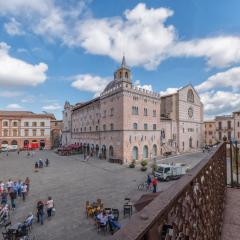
[155,163,188,181]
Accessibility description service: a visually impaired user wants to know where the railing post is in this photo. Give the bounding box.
[235,141,239,186]
[230,141,233,187]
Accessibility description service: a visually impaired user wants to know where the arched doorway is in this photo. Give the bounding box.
[109,146,114,158]
[143,145,148,159]
[32,140,39,149]
[153,144,157,158]
[24,140,29,148]
[40,140,45,149]
[11,140,17,145]
[102,145,107,159]
[189,137,193,148]
[96,145,99,157]
[132,146,138,160]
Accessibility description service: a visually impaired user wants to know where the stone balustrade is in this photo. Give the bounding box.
[111,143,226,240]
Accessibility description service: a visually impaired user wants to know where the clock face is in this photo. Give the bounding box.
[188,107,193,118]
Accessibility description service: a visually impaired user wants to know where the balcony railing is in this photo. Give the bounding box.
[111,143,227,240]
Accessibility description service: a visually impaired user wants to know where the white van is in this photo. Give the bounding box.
[155,163,188,181]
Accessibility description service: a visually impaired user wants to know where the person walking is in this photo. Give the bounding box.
[1,190,8,205]
[37,200,44,225]
[152,177,158,193]
[25,177,30,193]
[17,180,22,197]
[9,188,17,210]
[21,183,27,201]
[46,196,54,218]
[45,158,49,167]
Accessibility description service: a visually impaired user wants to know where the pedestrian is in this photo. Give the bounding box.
[17,180,22,197]
[45,158,49,167]
[35,161,39,169]
[25,177,30,193]
[9,188,16,210]
[7,179,13,192]
[0,181,4,194]
[84,153,86,160]
[46,196,54,218]
[36,200,44,225]
[152,177,158,193]
[147,174,152,188]
[1,189,8,205]
[21,183,27,201]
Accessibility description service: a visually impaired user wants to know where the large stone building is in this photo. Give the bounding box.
[161,86,204,152]
[62,57,204,163]
[0,111,56,150]
[204,121,217,145]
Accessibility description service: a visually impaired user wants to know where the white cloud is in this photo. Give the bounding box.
[0,42,48,86]
[42,103,61,111]
[134,80,153,91]
[6,103,23,109]
[160,87,179,95]
[71,74,111,96]
[2,2,240,70]
[73,3,175,70]
[171,36,240,68]
[200,91,240,118]
[0,90,23,97]
[196,66,240,92]
[4,18,24,36]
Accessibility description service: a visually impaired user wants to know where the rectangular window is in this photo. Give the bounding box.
[132,106,138,115]
[228,131,231,140]
[153,110,156,117]
[103,124,106,131]
[133,123,138,130]
[144,108,148,116]
[32,122,37,127]
[218,122,222,129]
[24,129,29,136]
[227,121,231,129]
[153,124,156,130]
[40,122,45,127]
[40,129,44,136]
[24,122,29,127]
[110,123,114,130]
[13,129,17,137]
[110,108,114,116]
[103,110,106,118]
[3,129,8,136]
[13,122,17,127]
[32,129,37,136]
[3,121,8,127]
[96,126,98,131]
[144,123,148,130]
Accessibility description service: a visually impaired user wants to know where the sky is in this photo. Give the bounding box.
[0,0,240,120]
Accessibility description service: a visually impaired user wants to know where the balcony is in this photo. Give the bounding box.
[111,143,240,240]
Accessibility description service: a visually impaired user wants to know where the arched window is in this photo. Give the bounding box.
[119,71,122,79]
[132,146,138,160]
[125,72,128,79]
[2,140,8,145]
[187,89,194,103]
[3,121,8,127]
[189,137,193,148]
[143,145,148,159]
[153,144,157,157]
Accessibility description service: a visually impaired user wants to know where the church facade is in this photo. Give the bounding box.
[62,57,204,163]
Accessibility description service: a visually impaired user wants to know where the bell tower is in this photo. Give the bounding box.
[114,56,132,83]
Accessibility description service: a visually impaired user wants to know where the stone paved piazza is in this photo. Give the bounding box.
[0,150,205,240]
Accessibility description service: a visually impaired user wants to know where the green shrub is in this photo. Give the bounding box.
[141,166,147,171]
[129,160,136,168]
[141,160,148,167]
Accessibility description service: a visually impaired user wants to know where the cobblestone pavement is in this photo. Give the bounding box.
[0,150,205,240]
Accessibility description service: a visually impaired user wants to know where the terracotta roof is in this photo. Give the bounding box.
[0,111,56,119]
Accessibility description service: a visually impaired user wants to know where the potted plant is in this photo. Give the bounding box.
[129,160,136,168]
[141,160,148,171]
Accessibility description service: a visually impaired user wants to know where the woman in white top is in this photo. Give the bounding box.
[46,196,54,218]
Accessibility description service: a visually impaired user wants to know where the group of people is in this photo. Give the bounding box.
[96,210,121,234]
[147,174,158,193]
[35,158,49,169]
[0,177,30,225]
[36,196,55,225]
[0,177,30,209]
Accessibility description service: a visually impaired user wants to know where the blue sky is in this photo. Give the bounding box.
[0,0,240,119]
